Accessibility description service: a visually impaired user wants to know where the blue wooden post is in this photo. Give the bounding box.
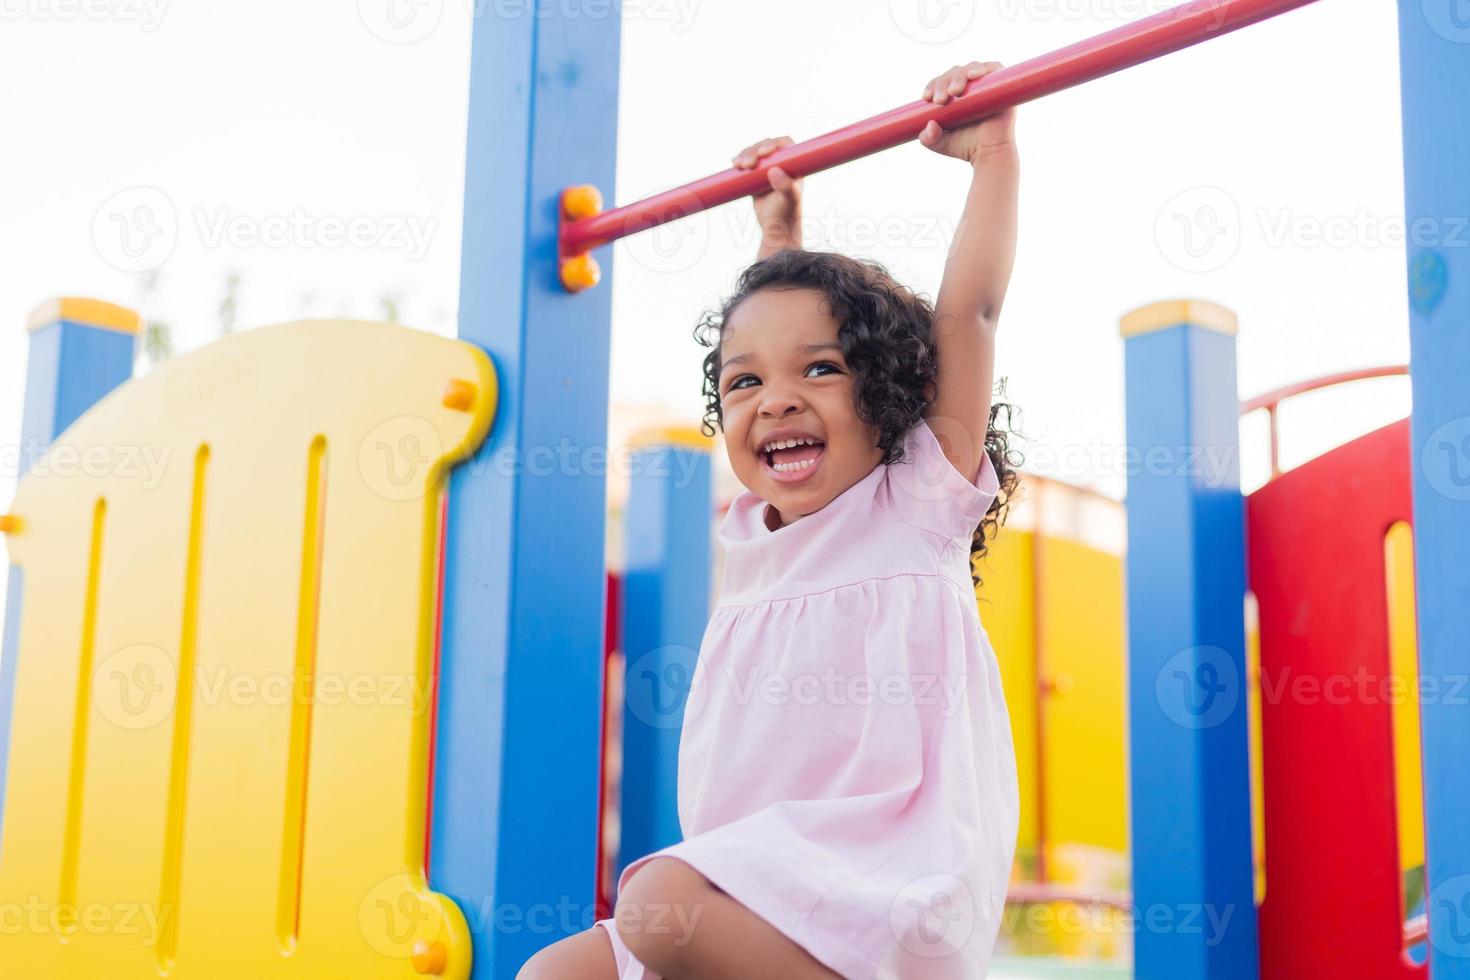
[1,297,136,847]
[429,4,621,977]
[1121,300,1258,980]
[617,432,711,884]
[1395,10,1470,975]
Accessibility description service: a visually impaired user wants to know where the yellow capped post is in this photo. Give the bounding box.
[27,297,141,335]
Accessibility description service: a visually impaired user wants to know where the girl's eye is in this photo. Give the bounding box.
[727,374,759,391]
[806,361,841,377]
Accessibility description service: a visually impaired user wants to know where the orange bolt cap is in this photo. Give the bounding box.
[411,939,447,975]
[561,184,604,220]
[560,253,601,292]
[442,378,477,412]
[0,514,20,534]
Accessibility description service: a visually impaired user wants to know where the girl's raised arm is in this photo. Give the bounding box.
[919,61,1019,484]
[733,136,804,260]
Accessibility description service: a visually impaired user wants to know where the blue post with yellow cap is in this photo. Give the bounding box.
[1121,300,1258,980]
[429,3,622,976]
[618,430,712,884]
[0,297,138,848]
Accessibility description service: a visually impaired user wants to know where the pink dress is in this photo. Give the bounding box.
[597,418,1019,978]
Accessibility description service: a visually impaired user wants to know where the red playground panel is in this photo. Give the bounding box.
[1247,419,1423,979]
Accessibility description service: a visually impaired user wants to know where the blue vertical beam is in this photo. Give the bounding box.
[1,298,136,851]
[1396,9,1470,975]
[1121,301,1258,980]
[431,4,621,976]
[617,435,711,883]
[18,300,138,455]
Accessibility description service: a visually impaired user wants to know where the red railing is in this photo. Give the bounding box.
[1241,365,1409,478]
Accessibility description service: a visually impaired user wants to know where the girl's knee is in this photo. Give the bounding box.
[614,858,712,971]
[618,857,709,907]
[515,926,618,980]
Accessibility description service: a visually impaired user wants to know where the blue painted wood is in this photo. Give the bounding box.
[0,570,25,861]
[1395,8,1470,974]
[1123,321,1259,980]
[1,315,133,861]
[430,5,622,976]
[20,322,135,459]
[618,443,711,884]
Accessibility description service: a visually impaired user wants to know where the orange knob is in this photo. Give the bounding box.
[411,938,447,975]
[560,253,601,292]
[0,514,20,534]
[442,378,477,412]
[561,184,604,220]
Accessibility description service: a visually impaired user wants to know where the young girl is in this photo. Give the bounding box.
[521,61,1021,979]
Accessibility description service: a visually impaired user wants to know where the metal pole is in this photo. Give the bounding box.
[560,0,1323,256]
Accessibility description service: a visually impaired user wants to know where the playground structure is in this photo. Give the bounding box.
[1,0,1467,978]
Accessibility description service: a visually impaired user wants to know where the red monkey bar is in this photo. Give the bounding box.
[558,0,1323,277]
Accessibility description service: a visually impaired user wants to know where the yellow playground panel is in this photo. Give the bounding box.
[977,478,1128,882]
[0,320,494,978]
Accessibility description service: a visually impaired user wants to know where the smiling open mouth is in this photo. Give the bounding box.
[761,437,825,480]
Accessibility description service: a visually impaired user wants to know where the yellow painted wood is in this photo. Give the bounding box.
[1119,299,1237,339]
[0,320,495,979]
[1035,536,1127,855]
[27,297,141,335]
[626,426,714,453]
[978,486,1129,879]
[976,529,1039,857]
[1245,592,1267,904]
[1384,522,1426,876]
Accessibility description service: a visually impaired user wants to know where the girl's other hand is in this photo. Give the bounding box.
[734,136,802,247]
[919,62,1017,163]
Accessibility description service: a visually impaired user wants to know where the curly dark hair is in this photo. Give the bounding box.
[694,248,1021,586]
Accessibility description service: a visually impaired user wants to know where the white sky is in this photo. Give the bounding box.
[1,0,1414,625]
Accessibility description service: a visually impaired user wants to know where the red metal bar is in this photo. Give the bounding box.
[561,0,1323,256]
[1241,364,1408,416]
[1240,365,1408,479]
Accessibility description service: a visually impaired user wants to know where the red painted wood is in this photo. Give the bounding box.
[1247,420,1424,979]
[595,572,622,920]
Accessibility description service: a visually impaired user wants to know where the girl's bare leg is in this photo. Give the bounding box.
[516,925,620,980]
[615,857,841,980]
